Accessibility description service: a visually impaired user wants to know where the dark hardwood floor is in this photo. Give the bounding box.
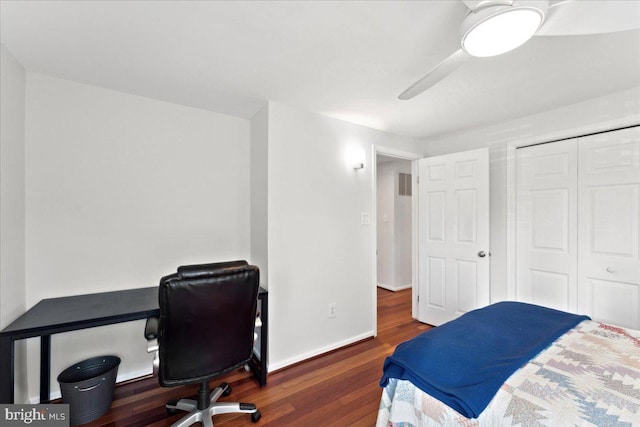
[84,287,430,426]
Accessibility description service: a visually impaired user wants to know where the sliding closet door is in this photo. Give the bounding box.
[577,126,640,329]
[516,139,578,312]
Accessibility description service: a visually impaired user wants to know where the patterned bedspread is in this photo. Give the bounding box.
[377,320,640,426]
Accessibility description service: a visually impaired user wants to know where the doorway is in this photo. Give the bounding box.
[372,147,421,336]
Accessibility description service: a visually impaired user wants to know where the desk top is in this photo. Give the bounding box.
[1,287,159,338]
[1,286,267,339]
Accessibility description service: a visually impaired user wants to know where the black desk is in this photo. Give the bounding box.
[0,286,268,404]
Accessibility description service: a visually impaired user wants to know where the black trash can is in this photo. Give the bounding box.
[57,355,121,426]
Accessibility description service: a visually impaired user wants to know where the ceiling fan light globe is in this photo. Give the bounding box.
[461,7,544,57]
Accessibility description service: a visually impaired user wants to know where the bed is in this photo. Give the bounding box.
[377,302,640,427]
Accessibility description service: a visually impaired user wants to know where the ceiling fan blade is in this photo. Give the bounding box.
[461,0,486,10]
[398,50,471,100]
[461,0,513,11]
[537,0,640,36]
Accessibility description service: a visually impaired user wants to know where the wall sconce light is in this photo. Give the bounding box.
[347,145,366,170]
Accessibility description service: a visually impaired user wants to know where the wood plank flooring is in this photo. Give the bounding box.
[84,288,430,426]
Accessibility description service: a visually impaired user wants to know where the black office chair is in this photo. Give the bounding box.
[145,260,261,426]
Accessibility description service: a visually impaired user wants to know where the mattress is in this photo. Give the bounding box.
[377,320,640,427]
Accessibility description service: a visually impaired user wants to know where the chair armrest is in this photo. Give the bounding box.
[145,316,160,371]
[145,316,159,340]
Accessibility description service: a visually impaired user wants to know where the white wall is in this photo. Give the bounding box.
[0,44,27,402]
[0,45,26,330]
[24,73,251,401]
[376,159,412,291]
[265,101,421,370]
[250,105,269,286]
[422,86,640,303]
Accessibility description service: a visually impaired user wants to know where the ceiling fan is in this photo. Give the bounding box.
[398,0,640,100]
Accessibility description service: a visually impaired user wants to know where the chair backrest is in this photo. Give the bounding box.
[157,261,259,387]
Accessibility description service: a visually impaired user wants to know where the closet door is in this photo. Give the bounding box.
[578,126,640,329]
[516,139,578,312]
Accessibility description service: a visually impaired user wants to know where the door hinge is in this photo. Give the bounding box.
[417,295,420,303]
[417,176,420,184]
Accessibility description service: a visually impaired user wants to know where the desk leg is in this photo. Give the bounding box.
[259,292,268,387]
[248,292,268,387]
[40,335,51,403]
[0,335,14,403]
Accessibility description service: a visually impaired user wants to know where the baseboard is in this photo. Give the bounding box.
[29,367,153,404]
[267,330,374,372]
[377,283,412,292]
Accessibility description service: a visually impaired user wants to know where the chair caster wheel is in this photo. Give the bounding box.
[222,384,232,396]
[251,410,261,423]
[166,399,179,415]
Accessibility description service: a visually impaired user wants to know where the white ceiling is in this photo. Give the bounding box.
[1,0,639,139]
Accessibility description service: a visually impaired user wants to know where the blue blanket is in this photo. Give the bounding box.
[379,302,590,418]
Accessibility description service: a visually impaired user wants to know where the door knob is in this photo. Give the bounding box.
[478,251,487,258]
[606,267,615,274]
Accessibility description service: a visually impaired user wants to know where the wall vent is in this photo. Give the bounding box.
[399,173,412,196]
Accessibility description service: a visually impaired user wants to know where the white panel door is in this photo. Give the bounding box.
[418,148,490,326]
[578,126,640,329]
[516,139,578,312]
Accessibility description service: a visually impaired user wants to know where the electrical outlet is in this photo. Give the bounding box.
[328,302,337,318]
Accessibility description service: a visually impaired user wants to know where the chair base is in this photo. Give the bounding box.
[166,382,260,427]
